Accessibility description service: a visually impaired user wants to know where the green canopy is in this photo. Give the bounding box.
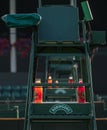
[1,13,42,28]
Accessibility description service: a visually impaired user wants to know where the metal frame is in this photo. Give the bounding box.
[24,1,98,130]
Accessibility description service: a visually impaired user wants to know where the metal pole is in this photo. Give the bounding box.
[14,106,19,118]
[10,0,17,73]
[38,0,42,7]
[70,0,77,7]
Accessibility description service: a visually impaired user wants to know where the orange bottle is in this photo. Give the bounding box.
[33,79,43,103]
[47,76,52,88]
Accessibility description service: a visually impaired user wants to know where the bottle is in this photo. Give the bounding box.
[33,79,43,103]
[68,75,74,88]
[47,76,52,88]
[55,80,59,88]
[77,79,86,103]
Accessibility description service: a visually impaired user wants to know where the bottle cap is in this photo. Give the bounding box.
[48,76,52,80]
[69,76,73,79]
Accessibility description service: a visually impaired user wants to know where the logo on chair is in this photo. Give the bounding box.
[49,104,73,114]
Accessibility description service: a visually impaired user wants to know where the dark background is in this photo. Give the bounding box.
[0,0,107,95]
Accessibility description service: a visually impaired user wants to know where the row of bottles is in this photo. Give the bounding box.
[32,76,86,103]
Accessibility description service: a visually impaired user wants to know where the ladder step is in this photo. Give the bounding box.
[30,115,92,120]
[39,41,74,44]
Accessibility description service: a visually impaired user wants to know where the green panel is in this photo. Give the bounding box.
[0,110,16,118]
[31,122,89,130]
[31,103,91,116]
[81,1,93,21]
[45,88,76,98]
[1,13,41,28]
[50,64,72,70]
[91,31,106,45]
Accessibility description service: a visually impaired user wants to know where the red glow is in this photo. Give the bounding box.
[33,87,43,103]
[77,79,86,103]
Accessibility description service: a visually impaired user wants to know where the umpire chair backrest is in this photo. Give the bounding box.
[37,6,79,42]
